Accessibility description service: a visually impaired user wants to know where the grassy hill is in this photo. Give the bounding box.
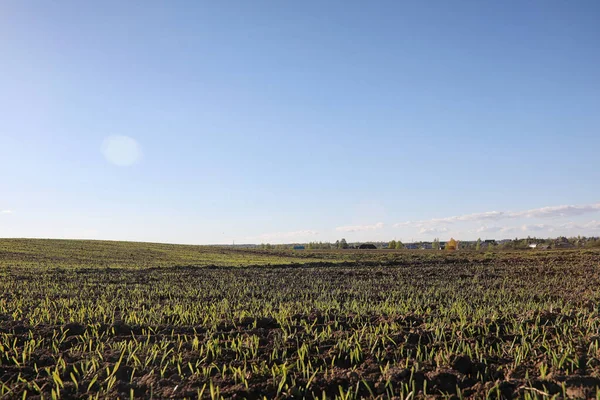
[1,238,598,269]
[0,238,343,268]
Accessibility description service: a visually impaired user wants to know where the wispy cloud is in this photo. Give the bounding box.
[510,203,600,219]
[419,226,448,234]
[432,211,506,224]
[1,210,13,214]
[584,220,600,230]
[394,202,600,228]
[520,224,554,232]
[474,220,600,236]
[252,230,319,242]
[552,221,600,232]
[395,212,506,228]
[475,225,505,233]
[336,222,384,233]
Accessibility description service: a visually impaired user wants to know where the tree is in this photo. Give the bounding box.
[395,240,404,249]
[388,240,397,249]
[585,238,600,248]
[335,240,340,249]
[446,238,458,251]
[432,238,440,250]
[339,238,349,249]
[476,238,481,251]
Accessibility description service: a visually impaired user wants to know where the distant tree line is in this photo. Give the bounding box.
[387,240,404,249]
[460,236,600,250]
[258,238,350,250]
[257,235,600,251]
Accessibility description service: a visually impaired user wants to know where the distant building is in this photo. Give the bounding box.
[358,243,377,249]
[555,242,575,249]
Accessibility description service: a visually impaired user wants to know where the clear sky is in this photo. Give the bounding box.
[1,1,599,244]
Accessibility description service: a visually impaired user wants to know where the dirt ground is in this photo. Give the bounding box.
[1,246,600,398]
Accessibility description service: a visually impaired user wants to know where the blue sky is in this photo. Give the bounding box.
[1,1,599,244]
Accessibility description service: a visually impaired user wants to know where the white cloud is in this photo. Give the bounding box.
[419,226,448,234]
[520,221,600,233]
[509,203,600,219]
[549,221,600,232]
[394,201,600,229]
[101,136,142,166]
[336,222,384,233]
[467,220,600,237]
[584,220,600,230]
[475,225,504,233]
[471,220,600,237]
[521,224,554,232]
[394,211,505,228]
[1,210,13,214]
[435,211,505,224]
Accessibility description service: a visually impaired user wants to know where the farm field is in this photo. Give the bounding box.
[1,240,600,399]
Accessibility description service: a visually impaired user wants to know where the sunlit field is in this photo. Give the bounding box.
[1,240,599,399]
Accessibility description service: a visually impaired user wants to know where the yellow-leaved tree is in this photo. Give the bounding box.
[446,238,458,251]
